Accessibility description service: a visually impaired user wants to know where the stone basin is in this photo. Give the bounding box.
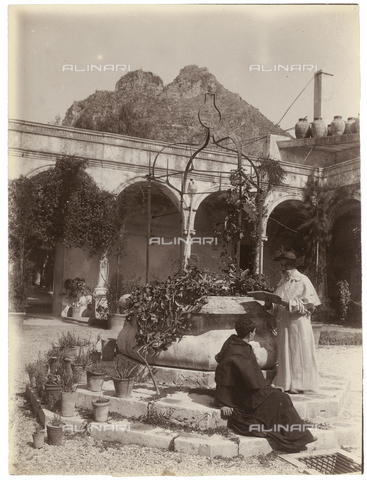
[117,296,278,371]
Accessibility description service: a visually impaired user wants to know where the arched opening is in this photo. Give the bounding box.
[193,192,255,272]
[112,181,181,282]
[264,199,308,285]
[327,200,361,309]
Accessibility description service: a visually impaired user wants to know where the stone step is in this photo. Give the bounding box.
[75,372,350,427]
[26,385,361,459]
[26,370,351,435]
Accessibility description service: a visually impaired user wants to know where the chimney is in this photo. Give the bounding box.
[314,70,333,126]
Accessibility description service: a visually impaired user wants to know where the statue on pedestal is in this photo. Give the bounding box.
[95,253,109,296]
[93,253,109,318]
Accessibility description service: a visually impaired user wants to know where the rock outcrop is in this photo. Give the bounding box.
[62,65,290,156]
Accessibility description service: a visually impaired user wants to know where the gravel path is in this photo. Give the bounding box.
[8,321,363,476]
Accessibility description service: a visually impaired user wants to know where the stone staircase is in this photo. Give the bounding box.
[26,366,362,459]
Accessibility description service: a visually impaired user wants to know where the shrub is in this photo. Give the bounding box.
[114,355,144,380]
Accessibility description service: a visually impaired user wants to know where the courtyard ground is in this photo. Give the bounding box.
[8,319,363,476]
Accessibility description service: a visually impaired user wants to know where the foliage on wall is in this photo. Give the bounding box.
[337,279,351,323]
[9,156,121,309]
[215,156,286,271]
[297,169,347,291]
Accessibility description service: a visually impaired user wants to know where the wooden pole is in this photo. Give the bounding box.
[146,157,151,284]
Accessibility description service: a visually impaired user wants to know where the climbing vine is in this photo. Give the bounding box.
[337,280,351,323]
[215,156,286,270]
[297,169,347,291]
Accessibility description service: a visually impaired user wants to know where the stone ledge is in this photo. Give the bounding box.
[27,385,361,459]
[290,375,350,421]
[151,365,276,388]
[173,433,239,458]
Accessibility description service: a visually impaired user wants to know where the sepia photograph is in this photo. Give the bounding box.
[8,2,362,476]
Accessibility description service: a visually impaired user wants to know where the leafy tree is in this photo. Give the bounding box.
[215,156,285,273]
[9,156,123,309]
[297,170,346,293]
[125,259,272,394]
[9,176,40,310]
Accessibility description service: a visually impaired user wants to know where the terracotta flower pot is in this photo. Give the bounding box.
[92,399,110,422]
[44,384,63,411]
[61,391,77,417]
[113,378,134,398]
[86,371,105,392]
[102,338,117,361]
[69,306,82,318]
[107,314,126,333]
[33,432,45,449]
[46,423,64,446]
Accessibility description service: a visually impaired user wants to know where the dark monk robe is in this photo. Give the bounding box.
[215,334,315,453]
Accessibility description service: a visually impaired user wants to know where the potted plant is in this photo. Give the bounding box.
[32,425,45,449]
[57,330,82,358]
[92,396,111,422]
[77,334,93,356]
[71,350,90,385]
[89,334,102,363]
[46,414,65,446]
[34,356,48,398]
[106,274,134,332]
[25,361,38,388]
[63,277,91,318]
[44,371,63,411]
[86,362,107,392]
[60,370,79,417]
[112,355,143,398]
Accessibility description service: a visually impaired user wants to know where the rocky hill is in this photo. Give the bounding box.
[62,65,290,156]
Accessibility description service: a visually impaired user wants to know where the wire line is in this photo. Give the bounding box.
[275,74,315,127]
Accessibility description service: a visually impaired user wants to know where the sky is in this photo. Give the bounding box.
[8,4,361,133]
[3,3,366,480]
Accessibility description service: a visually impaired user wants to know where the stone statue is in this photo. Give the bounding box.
[97,253,109,290]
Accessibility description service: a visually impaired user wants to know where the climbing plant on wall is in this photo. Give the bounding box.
[297,169,347,293]
[8,156,122,310]
[215,156,286,274]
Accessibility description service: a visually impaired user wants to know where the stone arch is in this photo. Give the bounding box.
[192,190,256,272]
[26,164,56,178]
[112,178,182,282]
[326,197,361,309]
[327,191,361,231]
[264,191,305,220]
[263,196,308,285]
[114,176,182,212]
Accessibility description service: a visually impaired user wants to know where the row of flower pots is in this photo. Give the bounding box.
[41,360,137,414]
[31,368,137,448]
[33,393,117,448]
[26,330,144,448]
